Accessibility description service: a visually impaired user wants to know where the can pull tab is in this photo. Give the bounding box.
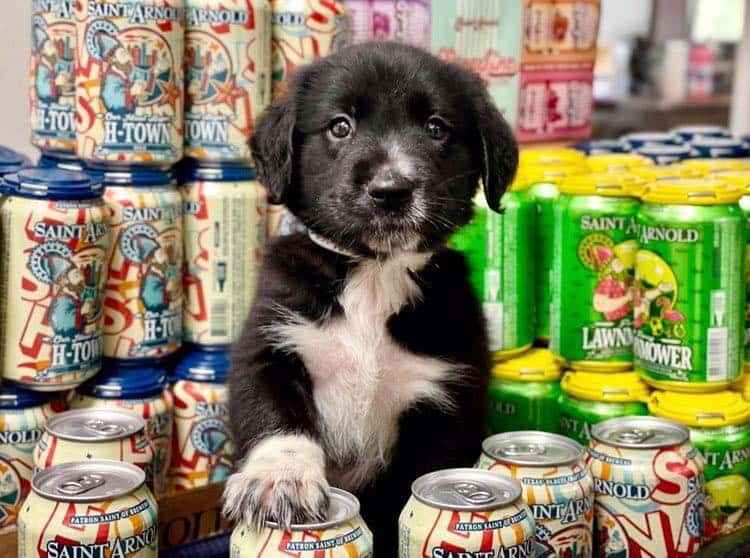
[57,473,105,496]
[503,443,547,457]
[451,482,495,506]
[696,412,725,422]
[613,428,654,444]
[83,419,125,437]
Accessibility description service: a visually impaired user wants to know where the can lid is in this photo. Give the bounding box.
[181,161,256,182]
[591,416,689,448]
[682,158,750,175]
[87,167,175,186]
[587,153,654,173]
[519,148,586,167]
[561,371,650,402]
[621,132,682,146]
[266,488,361,530]
[77,359,168,399]
[733,373,750,399]
[690,136,747,149]
[411,468,522,511]
[482,431,584,466]
[491,348,561,381]
[524,164,586,185]
[559,172,638,196]
[0,146,30,176]
[630,164,702,182]
[641,178,742,204]
[0,380,54,409]
[713,170,750,194]
[37,152,84,172]
[2,167,103,199]
[46,409,146,441]
[671,125,730,139]
[172,344,230,382]
[648,390,750,427]
[573,140,629,155]
[32,460,146,502]
[636,144,694,159]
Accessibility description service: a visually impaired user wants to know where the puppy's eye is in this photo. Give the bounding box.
[426,117,449,141]
[328,116,353,140]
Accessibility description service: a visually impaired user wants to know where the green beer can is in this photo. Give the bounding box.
[550,173,640,371]
[450,175,534,360]
[635,179,745,391]
[649,390,750,540]
[558,370,650,445]
[715,171,750,372]
[487,348,562,435]
[525,164,586,343]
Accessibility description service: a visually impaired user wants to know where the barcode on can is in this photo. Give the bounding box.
[484,302,504,352]
[707,327,728,381]
[210,301,228,338]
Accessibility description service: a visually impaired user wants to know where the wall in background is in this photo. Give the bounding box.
[1,3,33,160]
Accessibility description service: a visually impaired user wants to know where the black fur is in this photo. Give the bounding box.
[229,42,518,554]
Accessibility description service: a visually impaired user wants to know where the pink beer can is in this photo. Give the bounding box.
[74,0,185,167]
[346,0,430,49]
[185,0,272,163]
[169,345,235,491]
[30,0,77,156]
[271,0,350,98]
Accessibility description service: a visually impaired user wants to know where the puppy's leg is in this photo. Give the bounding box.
[223,433,329,528]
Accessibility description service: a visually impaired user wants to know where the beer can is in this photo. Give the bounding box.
[182,164,267,345]
[573,140,629,156]
[487,348,562,434]
[587,416,704,557]
[230,488,374,557]
[271,0,349,97]
[68,360,173,497]
[30,0,77,156]
[524,164,586,342]
[519,148,586,167]
[101,169,183,360]
[18,460,157,557]
[635,179,744,391]
[0,168,110,390]
[449,174,534,360]
[690,137,750,159]
[620,132,682,150]
[671,125,730,143]
[34,408,157,492]
[266,202,305,237]
[0,381,59,530]
[398,468,536,557]
[550,174,640,371]
[169,344,235,491]
[185,0,272,163]
[714,170,750,372]
[345,0,431,48]
[0,147,32,178]
[477,432,594,558]
[586,153,653,173]
[36,150,84,172]
[636,144,695,166]
[74,0,185,167]
[648,390,750,540]
[682,158,750,175]
[559,370,650,445]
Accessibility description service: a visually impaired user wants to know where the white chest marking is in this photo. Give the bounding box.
[266,252,454,489]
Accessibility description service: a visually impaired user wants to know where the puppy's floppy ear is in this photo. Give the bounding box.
[250,92,297,205]
[473,90,518,213]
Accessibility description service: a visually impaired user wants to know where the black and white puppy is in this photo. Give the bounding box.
[223,42,518,553]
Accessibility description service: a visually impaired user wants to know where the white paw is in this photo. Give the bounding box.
[223,434,330,528]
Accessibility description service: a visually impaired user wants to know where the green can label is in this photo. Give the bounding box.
[741,196,750,365]
[551,196,639,365]
[451,191,533,354]
[634,205,745,384]
[558,395,649,446]
[487,379,561,434]
[528,182,559,341]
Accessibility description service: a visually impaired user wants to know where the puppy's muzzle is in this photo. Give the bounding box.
[366,166,415,209]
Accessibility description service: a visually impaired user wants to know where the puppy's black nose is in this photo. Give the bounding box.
[367,169,414,207]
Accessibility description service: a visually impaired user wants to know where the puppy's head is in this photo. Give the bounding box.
[251,42,518,254]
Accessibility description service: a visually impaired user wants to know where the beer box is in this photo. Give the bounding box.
[346,0,431,49]
[430,0,522,128]
[516,66,594,143]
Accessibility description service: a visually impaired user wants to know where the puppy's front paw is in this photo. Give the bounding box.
[223,434,330,528]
